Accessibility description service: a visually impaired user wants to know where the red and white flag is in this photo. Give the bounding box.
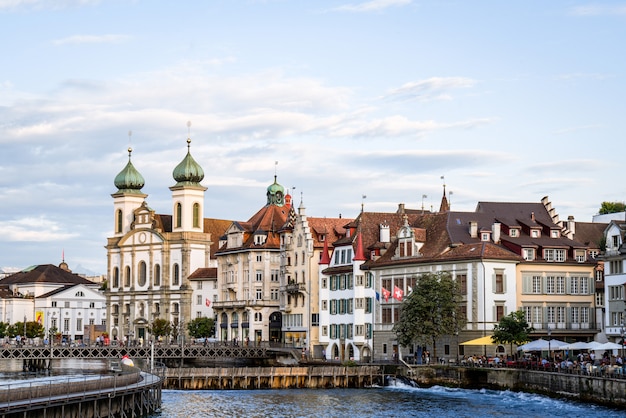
[205,298,211,307]
[381,287,391,302]
[393,285,404,301]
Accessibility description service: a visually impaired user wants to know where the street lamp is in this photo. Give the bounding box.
[547,327,552,365]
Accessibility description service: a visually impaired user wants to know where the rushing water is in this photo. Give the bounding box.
[154,384,626,418]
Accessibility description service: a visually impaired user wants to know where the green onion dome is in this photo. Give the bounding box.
[114,147,145,193]
[266,175,285,206]
[172,138,205,186]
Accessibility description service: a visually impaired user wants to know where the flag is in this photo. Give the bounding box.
[205,298,211,307]
[375,291,380,301]
[407,285,413,295]
[381,287,391,302]
[393,285,404,301]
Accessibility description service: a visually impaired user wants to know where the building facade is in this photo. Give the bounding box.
[105,141,230,344]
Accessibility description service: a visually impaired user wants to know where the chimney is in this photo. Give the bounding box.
[380,222,390,243]
[398,203,405,213]
[567,215,576,239]
[469,221,478,238]
[492,222,501,244]
[531,212,535,222]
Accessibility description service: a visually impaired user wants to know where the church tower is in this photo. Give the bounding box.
[170,137,207,232]
[111,147,146,236]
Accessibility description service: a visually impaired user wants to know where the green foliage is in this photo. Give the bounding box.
[149,318,172,338]
[0,322,8,338]
[342,360,357,367]
[492,310,534,357]
[8,321,45,338]
[186,317,215,339]
[599,201,626,215]
[393,272,462,358]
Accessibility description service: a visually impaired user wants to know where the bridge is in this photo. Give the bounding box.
[0,344,300,368]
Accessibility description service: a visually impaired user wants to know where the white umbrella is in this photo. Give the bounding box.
[598,342,623,350]
[586,341,606,351]
[518,339,568,351]
[560,341,593,350]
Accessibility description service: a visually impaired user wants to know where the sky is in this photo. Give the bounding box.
[1,0,625,275]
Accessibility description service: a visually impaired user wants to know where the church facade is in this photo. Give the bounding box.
[105,139,230,343]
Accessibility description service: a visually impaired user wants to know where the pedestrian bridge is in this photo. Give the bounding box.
[0,344,297,362]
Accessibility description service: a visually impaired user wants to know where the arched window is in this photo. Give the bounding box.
[173,264,180,286]
[116,209,123,233]
[113,267,119,288]
[125,266,131,287]
[154,264,161,286]
[193,203,200,228]
[242,311,249,322]
[138,261,147,286]
[175,203,182,228]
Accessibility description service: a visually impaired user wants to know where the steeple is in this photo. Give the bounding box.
[439,176,450,212]
[172,138,205,187]
[170,124,207,233]
[114,147,145,194]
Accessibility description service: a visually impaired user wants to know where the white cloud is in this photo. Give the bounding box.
[0,0,100,11]
[0,216,79,242]
[569,5,626,16]
[52,34,130,45]
[332,0,412,13]
[383,77,478,102]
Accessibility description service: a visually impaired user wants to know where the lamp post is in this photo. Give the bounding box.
[547,327,552,365]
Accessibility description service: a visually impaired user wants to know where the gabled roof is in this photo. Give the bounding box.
[307,217,352,248]
[217,204,290,253]
[188,267,218,280]
[203,218,233,257]
[0,264,96,286]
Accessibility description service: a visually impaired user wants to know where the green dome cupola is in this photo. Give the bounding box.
[172,138,205,186]
[266,175,285,206]
[114,147,145,193]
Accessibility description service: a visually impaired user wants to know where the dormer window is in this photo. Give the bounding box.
[319,234,326,242]
[523,248,535,261]
[531,230,540,238]
[481,232,490,241]
[510,229,518,237]
[551,230,559,238]
[254,234,267,245]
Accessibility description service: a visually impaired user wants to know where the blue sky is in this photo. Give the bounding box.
[1,0,625,275]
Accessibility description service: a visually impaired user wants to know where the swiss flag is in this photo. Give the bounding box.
[205,298,211,307]
[381,287,391,302]
[393,285,404,301]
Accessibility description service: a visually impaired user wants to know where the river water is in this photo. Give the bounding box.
[154,383,626,418]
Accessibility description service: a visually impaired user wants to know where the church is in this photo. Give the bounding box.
[105,138,230,343]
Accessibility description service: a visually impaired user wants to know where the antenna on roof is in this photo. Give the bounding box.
[421,194,427,213]
[361,195,367,213]
[449,190,453,210]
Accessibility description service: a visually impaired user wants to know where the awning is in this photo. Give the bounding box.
[460,335,497,346]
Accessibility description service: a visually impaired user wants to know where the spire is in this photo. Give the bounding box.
[439,175,450,212]
[319,230,331,265]
[353,230,366,261]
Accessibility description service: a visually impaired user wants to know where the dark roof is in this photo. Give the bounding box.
[572,222,607,249]
[0,264,96,286]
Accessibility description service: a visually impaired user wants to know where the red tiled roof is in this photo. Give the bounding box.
[188,267,218,280]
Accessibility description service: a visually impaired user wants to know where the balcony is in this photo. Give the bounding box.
[285,282,306,295]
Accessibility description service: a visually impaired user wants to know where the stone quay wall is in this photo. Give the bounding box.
[164,366,384,389]
[408,366,626,408]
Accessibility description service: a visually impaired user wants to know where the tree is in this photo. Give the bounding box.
[187,317,215,339]
[0,322,9,338]
[8,321,44,339]
[492,310,534,358]
[393,271,462,359]
[149,318,172,341]
[599,201,626,215]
